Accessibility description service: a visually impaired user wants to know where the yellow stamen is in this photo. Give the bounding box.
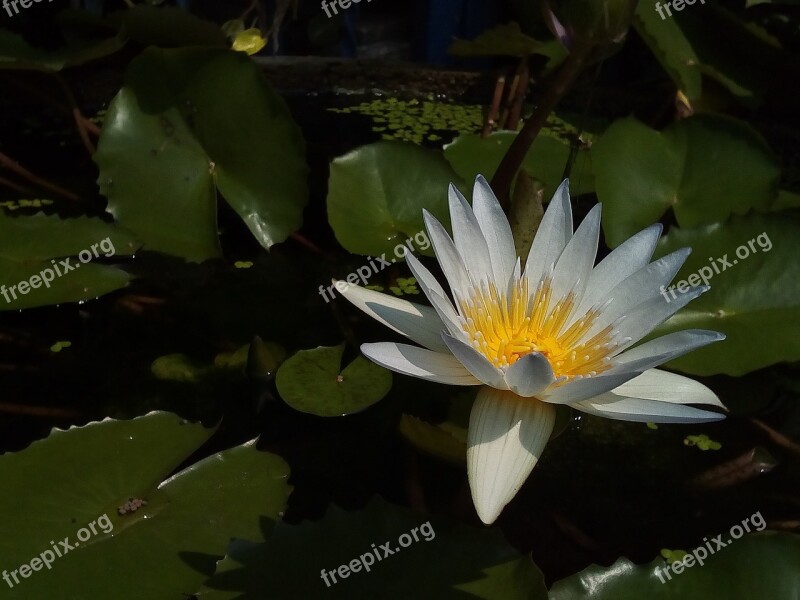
[457,277,617,380]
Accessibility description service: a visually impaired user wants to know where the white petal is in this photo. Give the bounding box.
[472,175,517,288]
[574,223,662,317]
[575,395,725,423]
[523,179,573,288]
[468,388,555,524]
[612,330,725,371]
[448,184,495,287]
[427,288,469,340]
[550,203,602,311]
[361,342,481,386]
[541,372,642,404]
[609,369,726,408]
[503,353,556,397]
[442,333,508,389]
[613,285,708,350]
[404,253,462,336]
[423,210,472,302]
[584,248,692,338]
[337,281,448,352]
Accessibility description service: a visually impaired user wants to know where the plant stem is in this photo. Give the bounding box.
[490,46,591,206]
[0,152,81,203]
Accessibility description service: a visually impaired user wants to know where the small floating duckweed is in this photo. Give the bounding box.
[660,548,689,563]
[0,199,54,211]
[684,434,722,451]
[329,98,484,144]
[388,277,419,296]
[50,340,72,353]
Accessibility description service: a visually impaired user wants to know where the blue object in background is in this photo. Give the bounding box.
[413,0,497,66]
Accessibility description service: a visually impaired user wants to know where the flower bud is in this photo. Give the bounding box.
[543,0,638,56]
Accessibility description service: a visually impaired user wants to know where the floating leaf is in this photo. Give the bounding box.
[0,213,139,311]
[106,6,226,47]
[449,22,546,58]
[550,532,800,599]
[651,213,800,376]
[49,341,72,353]
[0,19,126,71]
[151,353,210,382]
[593,115,779,247]
[399,414,467,465]
[276,344,392,416]
[327,141,461,258]
[202,497,548,599]
[444,131,595,198]
[0,412,291,599]
[95,47,308,261]
[232,29,267,55]
[632,2,702,99]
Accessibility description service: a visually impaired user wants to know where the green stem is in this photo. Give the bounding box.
[490,46,591,207]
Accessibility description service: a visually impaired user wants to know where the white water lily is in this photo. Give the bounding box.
[337,176,726,525]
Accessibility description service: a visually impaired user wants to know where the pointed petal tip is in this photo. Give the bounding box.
[467,390,555,527]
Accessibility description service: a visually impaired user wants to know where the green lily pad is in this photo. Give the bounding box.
[106,6,226,47]
[95,47,308,262]
[202,497,548,599]
[448,22,546,58]
[444,131,595,198]
[632,2,702,99]
[0,412,291,599]
[0,18,126,71]
[151,353,211,383]
[549,532,800,599]
[327,141,461,258]
[593,115,779,247]
[0,213,139,310]
[399,414,467,465]
[650,213,800,376]
[275,344,392,416]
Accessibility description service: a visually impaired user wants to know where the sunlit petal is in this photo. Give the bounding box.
[361,342,480,385]
[337,281,448,352]
[472,175,517,288]
[468,388,555,524]
[523,179,572,289]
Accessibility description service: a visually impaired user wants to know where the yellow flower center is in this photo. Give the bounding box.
[457,276,616,380]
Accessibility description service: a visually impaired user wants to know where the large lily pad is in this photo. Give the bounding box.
[0,412,291,599]
[106,5,226,47]
[550,532,800,599]
[650,213,800,376]
[632,1,702,99]
[327,141,460,258]
[202,497,548,599]
[0,15,126,71]
[276,344,392,416]
[593,115,779,247]
[0,213,139,310]
[95,47,308,262]
[444,131,594,198]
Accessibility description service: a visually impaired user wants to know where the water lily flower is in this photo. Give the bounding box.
[337,176,726,524]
